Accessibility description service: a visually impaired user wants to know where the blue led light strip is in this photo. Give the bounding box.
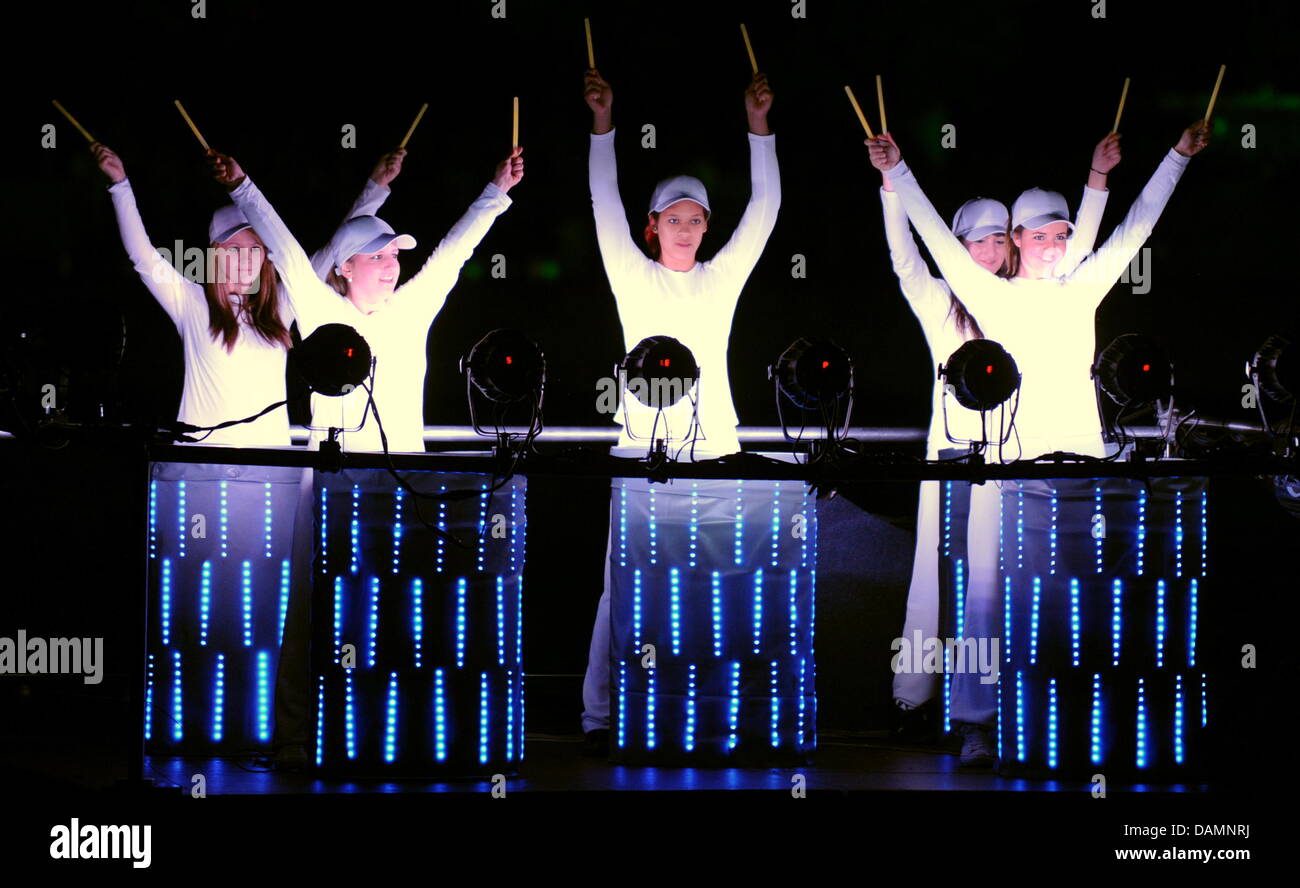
[368,576,380,668]
[685,663,696,752]
[733,481,744,566]
[1070,577,1081,667]
[171,650,183,742]
[496,575,506,667]
[412,577,424,669]
[177,480,186,559]
[669,568,682,656]
[728,662,741,750]
[391,487,403,575]
[646,668,657,750]
[350,484,360,575]
[711,571,723,658]
[1091,673,1102,765]
[1015,670,1025,762]
[278,559,290,647]
[1136,677,1148,768]
[955,558,966,638]
[316,676,325,766]
[160,559,172,646]
[333,577,343,665]
[617,661,627,749]
[769,660,779,748]
[1111,578,1122,667]
[1047,678,1058,769]
[648,487,658,566]
[384,672,398,763]
[263,482,273,560]
[1187,578,1198,668]
[770,482,781,567]
[1174,674,1185,765]
[1155,579,1166,669]
[256,650,270,742]
[689,481,699,569]
[219,480,229,559]
[1028,576,1042,665]
[212,653,225,743]
[1048,488,1057,575]
[787,568,798,658]
[479,672,489,765]
[752,570,763,655]
[434,668,447,761]
[456,577,468,669]
[198,561,211,647]
[1175,490,1184,578]
[241,561,253,648]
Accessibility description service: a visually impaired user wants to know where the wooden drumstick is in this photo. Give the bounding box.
[584,17,595,68]
[399,103,428,149]
[845,85,875,139]
[173,100,210,151]
[875,74,888,134]
[1204,64,1226,123]
[512,96,519,149]
[52,100,94,143]
[1111,77,1130,133]
[741,23,758,74]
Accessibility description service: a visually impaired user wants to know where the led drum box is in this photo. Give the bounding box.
[609,477,818,765]
[993,476,1209,777]
[144,461,304,754]
[311,468,527,776]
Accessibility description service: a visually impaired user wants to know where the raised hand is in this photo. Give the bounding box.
[1091,132,1122,175]
[745,72,773,135]
[866,132,900,172]
[493,146,524,193]
[1174,120,1211,157]
[91,142,125,184]
[370,149,407,188]
[584,68,613,114]
[206,150,246,189]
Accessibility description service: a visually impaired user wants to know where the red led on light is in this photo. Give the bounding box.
[345,348,353,358]
[985,364,994,374]
[1141,363,1150,372]
[660,358,671,367]
[506,355,513,365]
[821,360,830,369]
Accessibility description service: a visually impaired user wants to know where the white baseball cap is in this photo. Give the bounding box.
[1011,188,1075,232]
[209,204,251,244]
[649,175,710,215]
[330,216,417,273]
[951,198,1009,241]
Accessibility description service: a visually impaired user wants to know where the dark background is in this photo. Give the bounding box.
[1,0,1296,804]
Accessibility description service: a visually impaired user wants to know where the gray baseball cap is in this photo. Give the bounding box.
[649,175,710,215]
[951,197,1009,241]
[331,215,417,273]
[1011,188,1075,232]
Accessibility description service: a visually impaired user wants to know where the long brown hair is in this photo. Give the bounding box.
[202,247,290,352]
[950,226,1017,340]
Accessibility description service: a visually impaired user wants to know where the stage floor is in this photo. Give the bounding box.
[139,733,1210,794]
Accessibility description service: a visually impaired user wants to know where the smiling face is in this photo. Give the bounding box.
[214,228,265,294]
[961,232,1009,274]
[340,241,401,311]
[651,199,708,270]
[1012,221,1071,278]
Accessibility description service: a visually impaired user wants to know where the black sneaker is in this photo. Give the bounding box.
[581,728,610,757]
[956,724,995,768]
[892,700,938,745]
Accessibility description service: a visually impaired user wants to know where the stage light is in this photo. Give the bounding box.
[1250,334,1296,403]
[620,336,698,408]
[770,337,853,408]
[289,324,372,396]
[461,329,546,404]
[940,339,1020,410]
[1092,334,1172,407]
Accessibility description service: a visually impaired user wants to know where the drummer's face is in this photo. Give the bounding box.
[1013,222,1070,278]
[962,232,1008,274]
[654,200,708,264]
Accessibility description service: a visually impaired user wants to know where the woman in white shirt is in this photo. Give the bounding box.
[877,132,1120,765]
[579,67,780,752]
[94,143,406,446]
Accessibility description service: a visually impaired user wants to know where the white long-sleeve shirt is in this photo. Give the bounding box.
[108,178,390,446]
[590,128,780,457]
[230,176,511,453]
[886,149,1189,458]
[879,182,1108,459]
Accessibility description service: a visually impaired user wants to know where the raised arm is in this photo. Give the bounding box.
[585,69,646,282]
[309,150,404,280]
[1066,120,1206,302]
[93,143,197,330]
[869,137,1014,326]
[878,185,954,326]
[390,152,517,323]
[209,151,339,335]
[708,72,781,283]
[1058,133,1120,275]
